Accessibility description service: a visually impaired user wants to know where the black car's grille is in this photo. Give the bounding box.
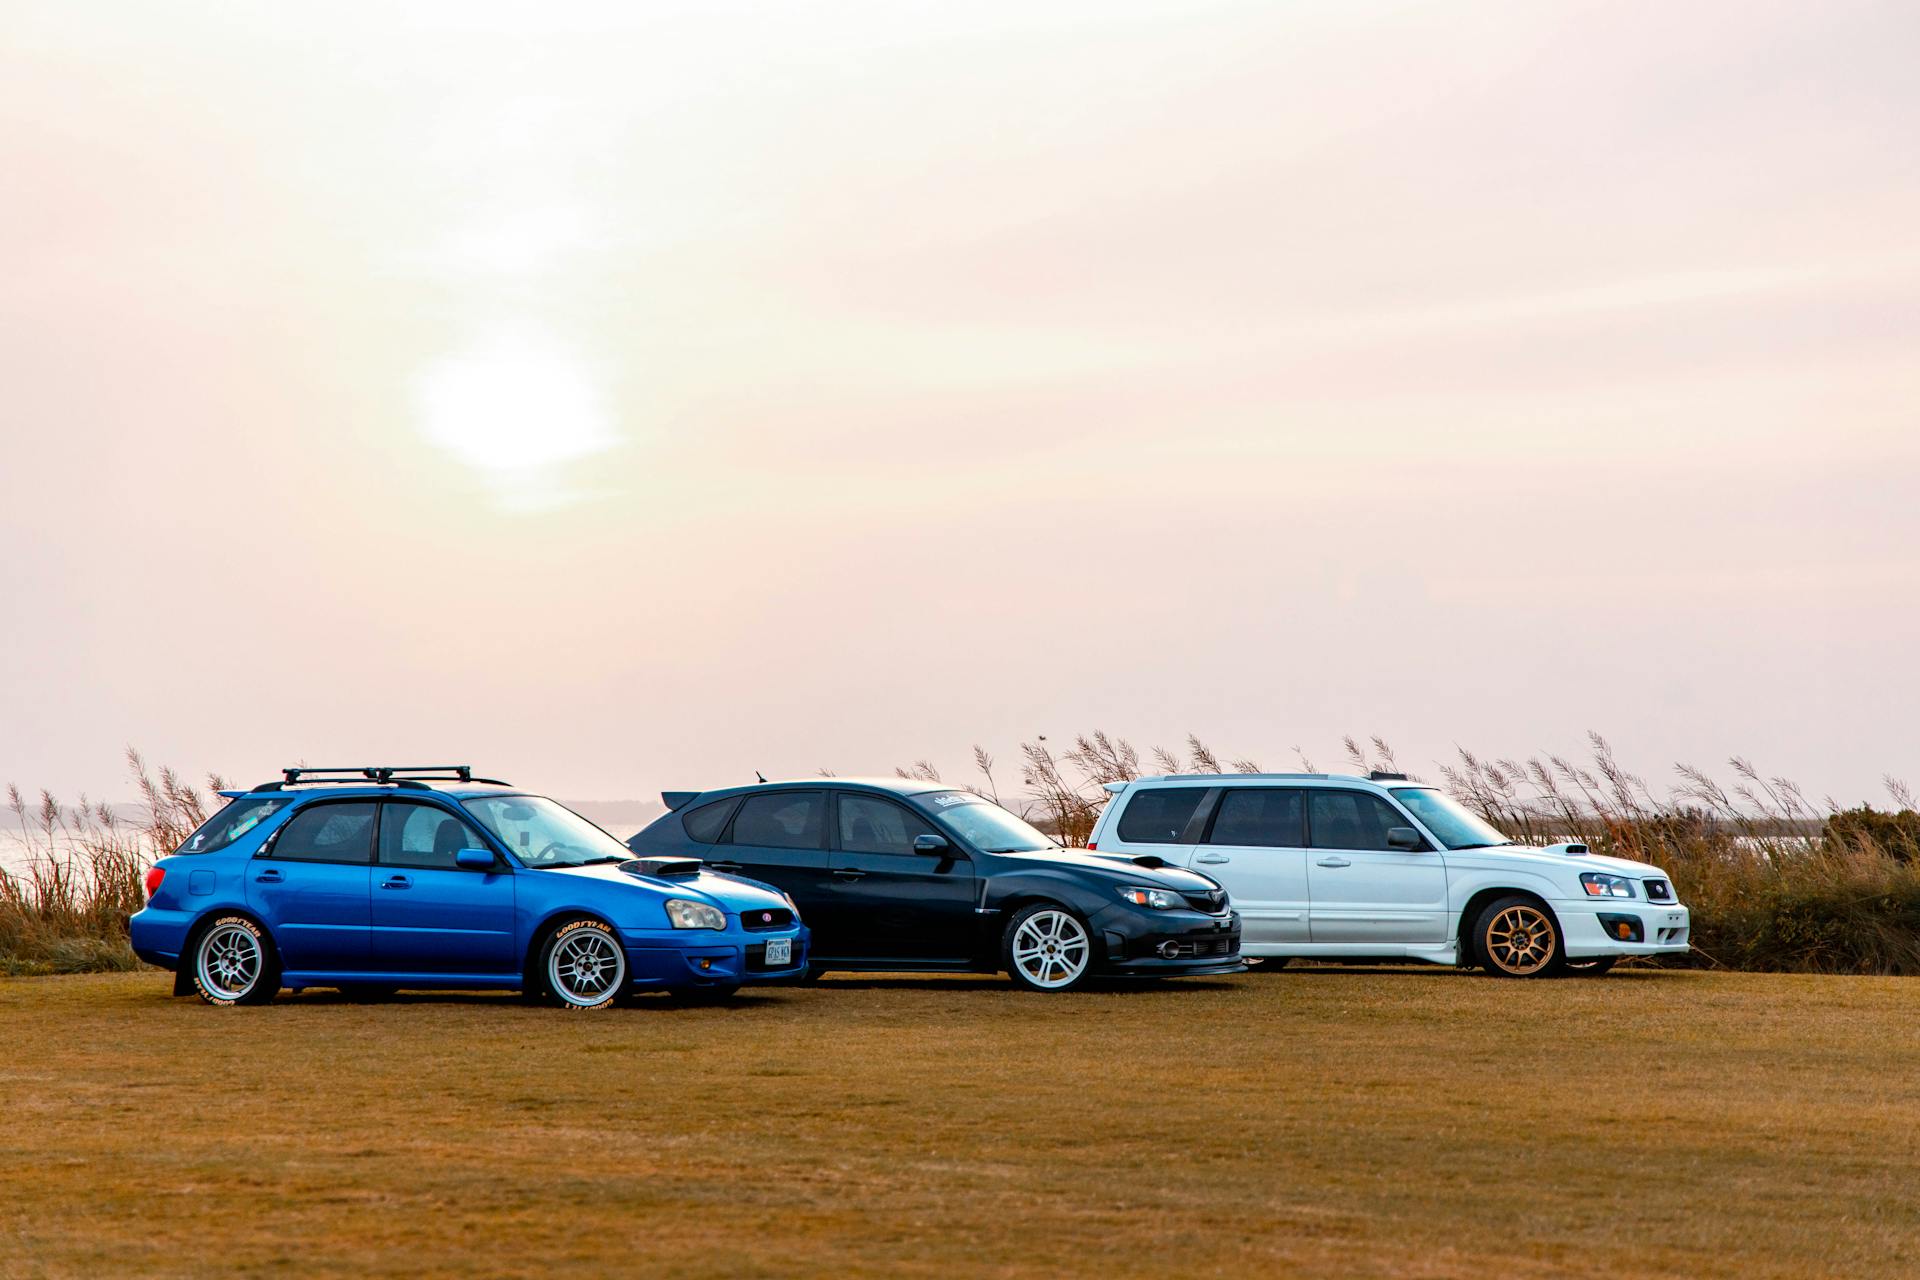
[1157,935,1238,959]
[1643,879,1674,902]
[1136,932,1244,959]
[740,908,794,932]
[1182,889,1230,914]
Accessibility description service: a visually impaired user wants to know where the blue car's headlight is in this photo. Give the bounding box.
[665,899,727,930]
[1580,872,1636,899]
[1118,885,1183,910]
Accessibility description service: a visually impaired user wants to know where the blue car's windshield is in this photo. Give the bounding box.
[463,795,631,868]
[911,791,1057,853]
[1390,788,1511,850]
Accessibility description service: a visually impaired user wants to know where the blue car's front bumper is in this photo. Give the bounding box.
[620,924,810,989]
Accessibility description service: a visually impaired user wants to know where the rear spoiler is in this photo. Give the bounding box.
[661,791,700,812]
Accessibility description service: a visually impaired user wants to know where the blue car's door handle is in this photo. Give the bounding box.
[381,876,412,890]
[833,869,865,880]
[255,870,282,883]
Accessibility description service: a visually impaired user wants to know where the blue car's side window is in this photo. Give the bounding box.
[268,802,376,864]
[379,802,489,871]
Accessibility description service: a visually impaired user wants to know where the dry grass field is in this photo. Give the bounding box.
[2,966,1915,1279]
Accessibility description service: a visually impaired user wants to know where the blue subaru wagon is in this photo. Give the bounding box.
[129,766,809,1008]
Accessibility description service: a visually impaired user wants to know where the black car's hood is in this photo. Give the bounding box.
[1001,846,1222,890]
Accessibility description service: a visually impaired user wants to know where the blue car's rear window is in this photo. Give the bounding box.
[177,797,288,855]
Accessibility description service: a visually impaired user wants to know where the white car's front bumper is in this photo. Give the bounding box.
[1555,898,1691,959]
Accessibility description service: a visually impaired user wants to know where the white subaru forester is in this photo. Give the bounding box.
[1087,772,1690,977]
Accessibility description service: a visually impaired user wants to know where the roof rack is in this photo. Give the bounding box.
[1368,771,1409,781]
[251,765,513,792]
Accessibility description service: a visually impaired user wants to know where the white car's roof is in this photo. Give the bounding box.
[1113,772,1431,790]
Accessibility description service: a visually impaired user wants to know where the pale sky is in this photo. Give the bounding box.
[3,1,1916,806]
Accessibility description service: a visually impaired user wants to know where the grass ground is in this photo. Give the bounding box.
[1,967,1914,1279]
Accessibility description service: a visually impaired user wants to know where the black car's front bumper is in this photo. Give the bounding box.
[1090,906,1244,977]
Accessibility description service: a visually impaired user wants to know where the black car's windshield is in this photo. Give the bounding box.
[1390,788,1512,850]
[462,795,631,868]
[911,790,1057,853]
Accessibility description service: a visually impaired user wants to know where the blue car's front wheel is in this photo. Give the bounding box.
[538,919,628,1010]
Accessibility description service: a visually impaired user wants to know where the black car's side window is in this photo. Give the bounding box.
[1308,791,1414,851]
[682,797,739,844]
[379,802,489,870]
[1207,789,1305,847]
[267,802,376,864]
[1116,788,1210,843]
[730,792,825,850]
[837,794,935,856]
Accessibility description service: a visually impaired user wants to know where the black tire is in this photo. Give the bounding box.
[189,914,280,1006]
[1002,903,1097,993]
[667,984,740,1005]
[1250,957,1292,973]
[534,918,628,1010]
[1473,895,1566,979]
[1564,956,1618,977]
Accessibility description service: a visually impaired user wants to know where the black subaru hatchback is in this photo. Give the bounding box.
[628,778,1242,992]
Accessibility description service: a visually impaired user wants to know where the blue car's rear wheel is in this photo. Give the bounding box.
[191,915,279,1006]
[539,919,627,1010]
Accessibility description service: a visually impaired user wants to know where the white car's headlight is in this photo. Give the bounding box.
[1118,885,1183,909]
[665,899,727,930]
[1579,872,1636,899]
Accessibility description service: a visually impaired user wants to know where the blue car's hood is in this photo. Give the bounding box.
[541,860,791,915]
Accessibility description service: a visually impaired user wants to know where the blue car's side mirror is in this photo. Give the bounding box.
[913,833,951,855]
[455,848,497,871]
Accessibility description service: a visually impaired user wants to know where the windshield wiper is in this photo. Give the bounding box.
[545,854,630,868]
[1450,841,1514,850]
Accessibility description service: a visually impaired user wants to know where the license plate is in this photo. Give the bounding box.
[764,937,792,966]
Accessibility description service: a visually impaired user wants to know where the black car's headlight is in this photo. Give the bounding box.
[1118,885,1183,909]
[665,899,727,930]
[1579,872,1636,899]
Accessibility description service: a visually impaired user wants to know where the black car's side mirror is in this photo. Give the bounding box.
[1385,827,1423,851]
[455,848,497,871]
[913,833,951,855]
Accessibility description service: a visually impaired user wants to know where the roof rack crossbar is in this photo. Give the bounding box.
[252,765,503,792]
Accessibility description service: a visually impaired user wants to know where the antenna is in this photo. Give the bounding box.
[755,770,767,783]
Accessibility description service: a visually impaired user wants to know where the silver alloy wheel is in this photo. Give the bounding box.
[548,926,626,1006]
[1010,909,1091,989]
[197,923,263,1001]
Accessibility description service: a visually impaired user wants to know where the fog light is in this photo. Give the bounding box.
[1596,913,1643,943]
[1158,941,1181,959]
[699,958,711,970]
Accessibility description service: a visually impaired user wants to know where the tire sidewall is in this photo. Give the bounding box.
[539,918,626,1010]
[1002,903,1097,993]
[191,914,279,1006]
[1475,895,1566,979]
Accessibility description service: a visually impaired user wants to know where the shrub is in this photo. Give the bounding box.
[1,750,226,976]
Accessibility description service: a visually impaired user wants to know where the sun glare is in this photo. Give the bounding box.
[413,332,615,481]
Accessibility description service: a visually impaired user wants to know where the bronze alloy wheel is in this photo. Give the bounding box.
[1477,898,1563,978]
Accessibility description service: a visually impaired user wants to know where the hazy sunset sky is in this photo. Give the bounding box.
[3,1,1916,806]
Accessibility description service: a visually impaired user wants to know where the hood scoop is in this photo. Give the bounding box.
[1127,854,1169,869]
[1543,842,1590,857]
[620,856,704,879]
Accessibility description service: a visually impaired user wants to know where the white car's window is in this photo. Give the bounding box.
[1117,788,1209,843]
[1207,789,1304,847]
[1307,791,1411,851]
